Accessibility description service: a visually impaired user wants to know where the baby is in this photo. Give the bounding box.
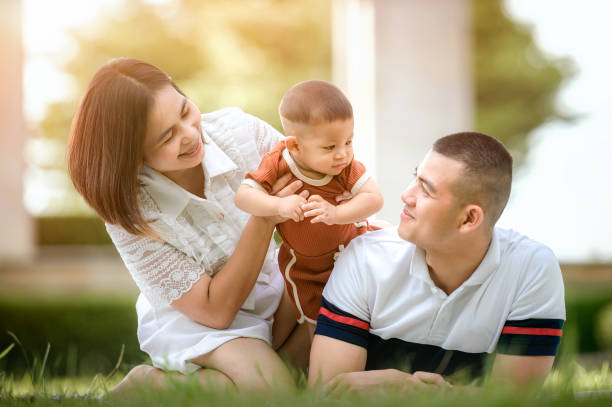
[235,80,384,335]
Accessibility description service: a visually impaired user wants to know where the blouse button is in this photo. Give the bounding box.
[217,213,225,221]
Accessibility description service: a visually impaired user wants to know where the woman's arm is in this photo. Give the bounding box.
[171,215,276,329]
[173,174,306,329]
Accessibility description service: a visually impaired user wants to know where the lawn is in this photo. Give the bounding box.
[1,287,610,405]
[0,360,611,406]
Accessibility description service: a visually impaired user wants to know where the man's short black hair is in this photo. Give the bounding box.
[433,132,513,226]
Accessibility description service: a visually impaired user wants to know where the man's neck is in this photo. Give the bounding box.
[424,231,493,296]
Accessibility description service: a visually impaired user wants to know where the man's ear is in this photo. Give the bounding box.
[458,204,484,233]
[285,135,299,153]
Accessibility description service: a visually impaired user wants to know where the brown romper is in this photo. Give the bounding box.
[244,140,378,323]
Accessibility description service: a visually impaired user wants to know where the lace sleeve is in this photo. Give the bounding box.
[247,113,285,157]
[106,223,211,308]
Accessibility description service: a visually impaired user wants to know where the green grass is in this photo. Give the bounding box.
[0,289,610,405]
[0,294,146,376]
[0,361,610,406]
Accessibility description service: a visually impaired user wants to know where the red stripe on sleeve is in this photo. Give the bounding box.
[501,326,562,336]
[319,307,370,331]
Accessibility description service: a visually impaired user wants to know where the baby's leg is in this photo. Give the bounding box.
[307,321,317,339]
[191,338,295,392]
[273,287,311,369]
[272,287,298,350]
[277,321,311,370]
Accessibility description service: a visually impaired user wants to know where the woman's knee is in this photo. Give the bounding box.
[109,364,165,396]
[125,364,164,384]
[198,338,295,391]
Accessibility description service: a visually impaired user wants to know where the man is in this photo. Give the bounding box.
[309,132,565,390]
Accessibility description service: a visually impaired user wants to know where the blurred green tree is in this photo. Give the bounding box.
[34,0,571,221]
[474,0,574,162]
[34,0,330,219]
[40,0,330,142]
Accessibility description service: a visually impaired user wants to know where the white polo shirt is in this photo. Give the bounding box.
[316,227,565,378]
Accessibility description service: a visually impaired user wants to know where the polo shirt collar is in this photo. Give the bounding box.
[463,229,501,286]
[409,246,434,285]
[139,131,238,218]
[409,230,501,288]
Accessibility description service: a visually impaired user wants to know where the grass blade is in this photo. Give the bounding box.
[37,342,51,385]
[6,331,30,370]
[0,343,15,360]
[106,344,125,380]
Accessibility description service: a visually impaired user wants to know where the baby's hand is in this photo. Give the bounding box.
[302,195,338,225]
[278,195,307,222]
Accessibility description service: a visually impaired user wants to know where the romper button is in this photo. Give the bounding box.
[217,213,224,221]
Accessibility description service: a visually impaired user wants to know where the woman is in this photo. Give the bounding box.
[67,58,309,392]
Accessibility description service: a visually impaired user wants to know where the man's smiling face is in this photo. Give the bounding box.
[398,150,466,250]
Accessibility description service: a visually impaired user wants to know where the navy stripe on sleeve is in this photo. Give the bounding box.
[496,318,564,356]
[315,296,370,349]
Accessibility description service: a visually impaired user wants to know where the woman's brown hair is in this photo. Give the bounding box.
[67,58,183,236]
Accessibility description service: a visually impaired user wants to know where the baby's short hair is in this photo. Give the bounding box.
[279,80,353,126]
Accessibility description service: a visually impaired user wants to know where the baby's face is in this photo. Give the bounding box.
[294,118,354,178]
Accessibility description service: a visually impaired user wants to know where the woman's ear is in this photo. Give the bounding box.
[458,204,484,233]
[286,136,299,153]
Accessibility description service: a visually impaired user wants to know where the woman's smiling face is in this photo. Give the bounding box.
[143,84,204,177]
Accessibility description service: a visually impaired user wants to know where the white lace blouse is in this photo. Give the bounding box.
[106,108,286,374]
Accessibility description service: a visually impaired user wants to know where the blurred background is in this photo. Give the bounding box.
[0,0,610,378]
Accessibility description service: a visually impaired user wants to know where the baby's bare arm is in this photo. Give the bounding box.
[235,184,282,216]
[335,178,384,223]
[235,183,307,222]
[303,178,384,225]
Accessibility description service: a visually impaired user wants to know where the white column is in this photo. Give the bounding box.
[333,0,473,223]
[0,0,34,261]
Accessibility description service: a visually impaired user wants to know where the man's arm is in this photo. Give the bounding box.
[490,245,565,386]
[308,334,367,387]
[309,335,450,392]
[490,354,555,386]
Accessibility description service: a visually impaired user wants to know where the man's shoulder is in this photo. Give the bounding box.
[495,227,558,266]
[345,227,415,262]
[493,229,566,323]
[350,227,410,247]
[494,227,562,295]
[324,227,415,321]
